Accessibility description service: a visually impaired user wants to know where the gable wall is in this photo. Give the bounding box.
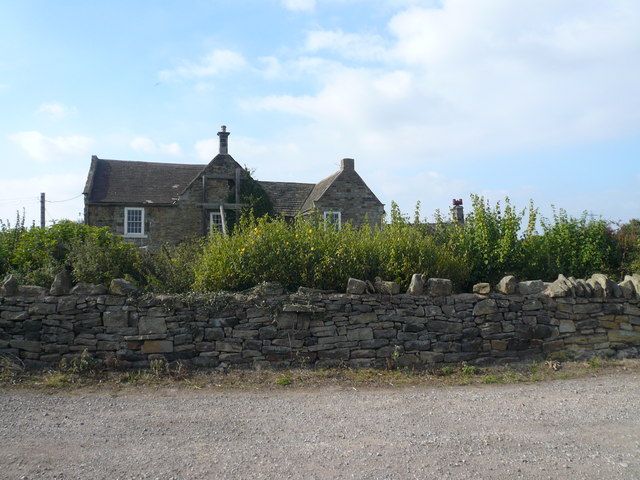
[313,170,385,226]
[178,155,243,234]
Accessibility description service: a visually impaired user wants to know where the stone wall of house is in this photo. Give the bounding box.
[85,204,203,248]
[85,155,248,248]
[314,166,385,226]
[1,285,638,370]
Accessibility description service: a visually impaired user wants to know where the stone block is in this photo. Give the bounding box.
[427,319,462,333]
[216,341,243,353]
[558,320,576,333]
[518,280,544,295]
[349,312,377,324]
[109,278,138,296]
[404,340,431,351]
[407,274,425,295]
[374,329,397,339]
[522,299,543,311]
[544,274,574,298]
[50,270,72,296]
[491,339,509,351]
[2,274,18,296]
[374,278,400,295]
[97,340,119,351]
[1,310,28,321]
[204,327,225,341]
[141,340,173,354]
[317,348,349,360]
[103,310,129,328]
[473,299,498,316]
[426,278,453,296]
[473,283,491,295]
[276,312,297,329]
[347,327,373,341]
[607,330,640,344]
[28,303,56,315]
[138,317,167,335]
[346,278,367,295]
[496,276,517,295]
[10,339,41,352]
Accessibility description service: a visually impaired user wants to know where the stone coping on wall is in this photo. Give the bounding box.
[1,282,639,370]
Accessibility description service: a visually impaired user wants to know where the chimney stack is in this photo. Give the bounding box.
[341,158,354,171]
[452,199,464,225]
[217,125,230,155]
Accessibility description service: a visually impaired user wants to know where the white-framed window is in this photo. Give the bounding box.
[323,210,342,230]
[210,211,225,233]
[124,207,145,237]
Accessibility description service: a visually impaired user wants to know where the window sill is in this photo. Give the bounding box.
[123,234,148,239]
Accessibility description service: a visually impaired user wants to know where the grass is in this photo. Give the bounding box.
[1,356,638,392]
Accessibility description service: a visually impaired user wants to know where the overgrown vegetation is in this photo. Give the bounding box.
[0,215,139,287]
[1,195,639,293]
[1,354,637,391]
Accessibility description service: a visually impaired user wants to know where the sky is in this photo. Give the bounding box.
[0,0,639,227]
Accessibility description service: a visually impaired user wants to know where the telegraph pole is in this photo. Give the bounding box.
[40,192,45,228]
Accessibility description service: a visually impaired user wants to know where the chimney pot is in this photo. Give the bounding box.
[341,158,354,171]
[217,125,230,155]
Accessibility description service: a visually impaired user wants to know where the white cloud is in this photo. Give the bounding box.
[130,136,182,156]
[281,0,316,12]
[8,131,93,162]
[250,0,640,159]
[305,29,389,61]
[36,101,77,120]
[159,49,247,81]
[0,173,86,226]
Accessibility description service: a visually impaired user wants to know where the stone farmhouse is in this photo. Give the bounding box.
[83,126,385,248]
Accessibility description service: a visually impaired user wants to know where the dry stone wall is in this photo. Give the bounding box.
[1,283,639,370]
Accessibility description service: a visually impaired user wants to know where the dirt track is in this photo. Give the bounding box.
[1,372,639,479]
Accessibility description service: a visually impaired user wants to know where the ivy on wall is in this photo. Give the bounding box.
[224,166,274,232]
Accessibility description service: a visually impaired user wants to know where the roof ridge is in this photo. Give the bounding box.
[258,180,316,187]
[96,157,204,168]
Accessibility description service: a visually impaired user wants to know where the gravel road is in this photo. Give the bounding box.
[1,372,639,479]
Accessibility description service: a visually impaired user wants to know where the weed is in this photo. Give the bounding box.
[275,373,292,386]
[386,345,403,370]
[460,363,477,376]
[42,371,74,388]
[0,354,25,383]
[545,360,561,371]
[60,349,97,375]
[482,374,499,384]
[439,365,455,376]
[587,356,602,369]
[149,358,169,377]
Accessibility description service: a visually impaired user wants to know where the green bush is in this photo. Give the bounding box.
[0,219,140,287]
[67,228,140,285]
[193,211,468,292]
[434,195,527,286]
[615,219,640,277]
[1,198,637,294]
[522,209,619,280]
[7,221,91,286]
[138,239,204,293]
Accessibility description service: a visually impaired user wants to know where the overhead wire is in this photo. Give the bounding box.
[45,193,83,203]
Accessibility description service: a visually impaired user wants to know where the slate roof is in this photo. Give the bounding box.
[258,181,315,217]
[300,171,341,213]
[84,155,377,216]
[84,157,203,204]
